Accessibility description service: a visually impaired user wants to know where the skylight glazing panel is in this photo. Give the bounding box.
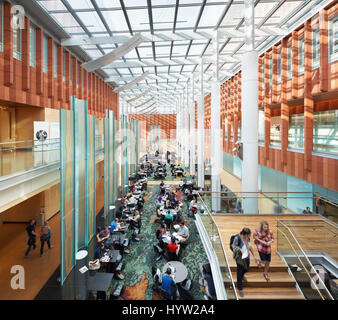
[188,44,206,55]
[176,6,200,29]
[128,9,150,31]
[268,1,303,27]
[219,3,244,27]
[77,12,107,33]
[67,0,93,10]
[171,43,188,56]
[124,0,147,7]
[50,12,82,34]
[102,10,130,32]
[137,46,154,59]
[152,7,175,30]
[38,0,68,12]
[96,0,121,9]
[198,5,223,28]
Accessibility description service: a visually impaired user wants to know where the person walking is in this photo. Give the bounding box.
[231,228,260,297]
[25,219,37,258]
[253,221,274,281]
[40,221,52,256]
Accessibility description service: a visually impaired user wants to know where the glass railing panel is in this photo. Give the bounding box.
[277,221,334,300]
[198,191,318,215]
[198,193,238,299]
[0,139,60,177]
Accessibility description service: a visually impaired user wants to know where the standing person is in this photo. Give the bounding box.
[253,221,274,281]
[231,228,260,297]
[40,221,52,256]
[25,219,37,258]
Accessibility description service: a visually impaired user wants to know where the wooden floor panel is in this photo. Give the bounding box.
[0,213,60,300]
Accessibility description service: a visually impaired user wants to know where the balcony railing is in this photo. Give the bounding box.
[0,135,105,177]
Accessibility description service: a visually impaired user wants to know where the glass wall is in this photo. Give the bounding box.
[329,16,338,63]
[237,120,241,141]
[0,2,3,52]
[298,36,304,74]
[13,28,21,60]
[43,34,48,73]
[224,118,228,140]
[29,24,36,67]
[288,113,304,149]
[287,45,292,79]
[313,110,338,154]
[258,110,264,144]
[270,116,281,146]
[312,25,320,69]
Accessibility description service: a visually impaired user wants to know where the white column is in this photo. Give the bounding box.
[242,0,258,214]
[211,31,221,212]
[197,59,205,188]
[185,84,190,168]
[190,74,195,176]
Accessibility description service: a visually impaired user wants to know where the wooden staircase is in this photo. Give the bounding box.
[229,265,304,300]
[212,215,324,300]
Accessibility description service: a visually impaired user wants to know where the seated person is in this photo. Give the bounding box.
[109,218,121,233]
[130,210,141,227]
[189,197,198,216]
[176,222,189,243]
[156,205,162,218]
[126,193,137,205]
[93,242,106,260]
[234,201,242,213]
[156,223,168,242]
[164,213,174,229]
[96,226,110,246]
[161,268,177,300]
[166,236,180,261]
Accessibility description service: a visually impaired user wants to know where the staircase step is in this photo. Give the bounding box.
[228,265,288,272]
[230,271,296,288]
[237,287,304,300]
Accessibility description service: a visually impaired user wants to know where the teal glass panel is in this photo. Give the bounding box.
[73,97,86,250]
[104,110,109,220]
[85,113,96,243]
[286,174,313,213]
[60,107,75,284]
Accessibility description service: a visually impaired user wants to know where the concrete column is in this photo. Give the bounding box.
[190,74,195,176]
[241,0,258,214]
[197,59,205,188]
[211,31,221,212]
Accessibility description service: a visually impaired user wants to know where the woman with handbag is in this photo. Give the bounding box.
[40,221,52,256]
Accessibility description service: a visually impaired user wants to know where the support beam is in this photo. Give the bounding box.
[197,59,205,188]
[190,74,195,177]
[241,0,258,214]
[113,72,149,92]
[81,33,142,72]
[126,89,151,103]
[211,31,221,212]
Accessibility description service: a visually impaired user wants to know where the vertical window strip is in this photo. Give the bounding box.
[29,24,36,67]
[287,45,292,79]
[277,50,281,83]
[262,59,265,89]
[298,36,304,74]
[329,17,338,62]
[0,2,3,52]
[312,26,320,69]
[54,43,57,78]
[70,56,73,86]
[43,34,48,73]
[13,29,22,60]
[63,49,66,82]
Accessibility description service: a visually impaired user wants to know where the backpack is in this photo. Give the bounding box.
[230,234,242,252]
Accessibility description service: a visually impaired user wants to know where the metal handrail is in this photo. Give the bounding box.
[197,192,238,300]
[278,220,334,300]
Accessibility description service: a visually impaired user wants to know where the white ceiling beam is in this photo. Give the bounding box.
[126,89,151,103]
[112,72,149,92]
[82,33,142,72]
